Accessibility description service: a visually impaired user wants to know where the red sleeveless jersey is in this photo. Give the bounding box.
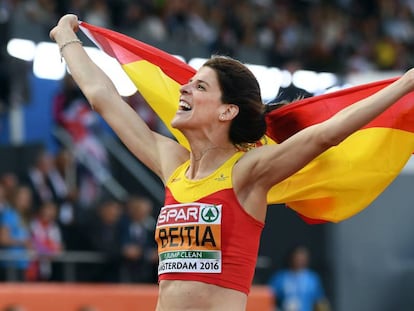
[155,152,264,294]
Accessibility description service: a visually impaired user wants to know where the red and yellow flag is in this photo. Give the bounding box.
[79,22,414,223]
[265,79,414,223]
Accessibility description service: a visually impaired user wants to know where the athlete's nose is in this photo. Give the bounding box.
[180,82,192,94]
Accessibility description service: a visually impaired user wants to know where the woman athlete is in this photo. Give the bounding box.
[50,14,414,311]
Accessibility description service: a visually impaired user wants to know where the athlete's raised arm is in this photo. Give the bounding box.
[49,14,189,183]
[238,69,414,206]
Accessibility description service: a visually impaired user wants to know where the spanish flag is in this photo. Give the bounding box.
[79,22,414,223]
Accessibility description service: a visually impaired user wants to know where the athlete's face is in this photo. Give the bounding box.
[171,66,225,130]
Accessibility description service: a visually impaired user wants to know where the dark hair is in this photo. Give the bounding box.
[203,56,266,146]
[284,244,309,268]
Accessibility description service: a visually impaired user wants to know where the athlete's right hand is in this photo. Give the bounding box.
[49,14,80,42]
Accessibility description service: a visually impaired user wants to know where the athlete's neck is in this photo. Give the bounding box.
[187,145,238,180]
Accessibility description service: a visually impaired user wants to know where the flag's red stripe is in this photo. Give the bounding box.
[80,22,196,85]
[266,78,414,142]
[297,213,328,224]
[81,21,414,149]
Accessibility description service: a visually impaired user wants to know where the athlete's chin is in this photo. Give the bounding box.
[171,115,191,130]
[171,118,182,129]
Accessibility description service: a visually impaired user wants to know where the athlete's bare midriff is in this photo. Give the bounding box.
[156,280,247,311]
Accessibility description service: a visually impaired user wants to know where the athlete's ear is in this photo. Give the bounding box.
[219,104,239,121]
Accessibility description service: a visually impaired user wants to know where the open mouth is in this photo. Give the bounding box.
[179,100,192,111]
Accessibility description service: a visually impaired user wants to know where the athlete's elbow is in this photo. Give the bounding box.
[86,84,116,112]
[320,129,348,148]
[314,119,354,148]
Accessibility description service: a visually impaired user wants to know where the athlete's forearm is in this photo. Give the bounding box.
[323,70,414,146]
[50,15,120,113]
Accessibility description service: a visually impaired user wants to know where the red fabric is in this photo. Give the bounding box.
[266,77,414,145]
[79,22,414,226]
[80,21,195,85]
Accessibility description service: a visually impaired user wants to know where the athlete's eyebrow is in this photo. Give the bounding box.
[189,79,210,87]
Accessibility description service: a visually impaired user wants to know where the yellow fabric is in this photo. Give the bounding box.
[122,60,414,223]
[166,152,244,203]
[79,21,414,224]
[267,128,414,222]
[123,60,188,147]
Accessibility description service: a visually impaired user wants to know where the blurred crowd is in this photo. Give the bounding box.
[0,146,158,283]
[1,0,414,75]
[0,56,162,284]
[1,0,414,111]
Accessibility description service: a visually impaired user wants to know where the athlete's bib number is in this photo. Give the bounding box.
[156,203,222,274]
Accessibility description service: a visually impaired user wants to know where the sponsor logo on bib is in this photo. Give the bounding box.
[156,203,222,274]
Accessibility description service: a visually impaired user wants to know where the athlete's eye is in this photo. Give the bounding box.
[197,84,206,91]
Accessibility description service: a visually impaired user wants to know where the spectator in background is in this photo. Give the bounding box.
[27,201,63,281]
[55,148,83,250]
[83,0,111,28]
[24,147,81,253]
[10,0,57,41]
[0,184,10,261]
[164,0,194,42]
[0,184,9,220]
[52,148,81,250]
[0,186,33,281]
[84,199,122,282]
[47,149,77,221]
[0,173,19,206]
[53,74,110,208]
[118,2,167,43]
[120,196,157,283]
[23,149,60,210]
[268,245,329,311]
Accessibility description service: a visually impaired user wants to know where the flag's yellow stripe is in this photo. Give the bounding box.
[123,60,277,149]
[268,127,414,222]
[122,60,414,223]
[122,60,189,148]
